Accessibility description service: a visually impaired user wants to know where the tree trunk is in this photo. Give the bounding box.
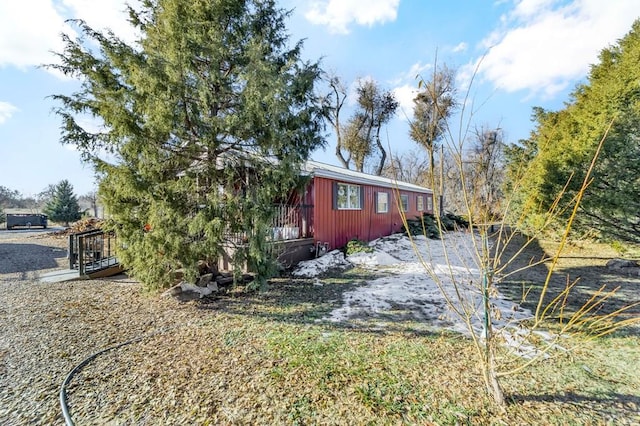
[335,144,350,169]
[374,132,386,176]
[484,346,506,406]
[422,144,440,215]
[481,240,506,407]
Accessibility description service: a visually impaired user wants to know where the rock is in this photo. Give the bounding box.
[606,258,639,269]
[161,284,182,298]
[216,276,234,286]
[163,280,220,301]
[180,281,212,298]
[198,273,213,287]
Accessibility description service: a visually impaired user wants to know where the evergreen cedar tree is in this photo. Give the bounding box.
[50,0,326,290]
[504,19,640,243]
[44,180,82,227]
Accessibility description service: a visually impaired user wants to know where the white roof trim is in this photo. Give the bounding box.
[304,160,432,193]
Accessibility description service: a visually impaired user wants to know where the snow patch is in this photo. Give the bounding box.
[346,250,399,267]
[299,231,558,358]
[292,250,351,278]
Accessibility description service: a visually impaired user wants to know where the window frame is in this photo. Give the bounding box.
[417,195,424,212]
[334,182,363,210]
[427,196,433,212]
[400,194,409,212]
[376,191,389,213]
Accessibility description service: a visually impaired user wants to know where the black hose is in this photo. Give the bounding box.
[59,328,172,426]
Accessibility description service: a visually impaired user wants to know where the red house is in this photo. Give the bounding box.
[264,160,434,266]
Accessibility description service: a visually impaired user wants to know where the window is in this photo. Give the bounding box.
[376,192,389,213]
[335,183,362,210]
[427,196,433,212]
[417,195,424,211]
[400,194,409,212]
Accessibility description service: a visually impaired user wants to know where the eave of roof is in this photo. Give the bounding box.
[304,160,432,194]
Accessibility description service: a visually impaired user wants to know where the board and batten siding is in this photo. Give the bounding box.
[311,176,433,250]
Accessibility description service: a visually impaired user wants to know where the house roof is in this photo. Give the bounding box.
[303,160,433,194]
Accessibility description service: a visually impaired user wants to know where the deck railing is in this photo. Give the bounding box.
[271,203,313,241]
[225,204,314,244]
[68,229,119,276]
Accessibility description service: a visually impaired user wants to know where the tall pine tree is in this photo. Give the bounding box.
[44,180,81,227]
[505,20,640,243]
[50,0,325,290]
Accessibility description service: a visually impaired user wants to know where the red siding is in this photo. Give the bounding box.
[312,177,433,250]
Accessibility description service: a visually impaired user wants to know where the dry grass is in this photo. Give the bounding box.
[1,231,639,425]
[496,231,640,328]
[66,268,639,425]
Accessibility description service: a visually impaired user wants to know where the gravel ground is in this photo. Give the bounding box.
[2,229,639,425]
[0,230,196,425]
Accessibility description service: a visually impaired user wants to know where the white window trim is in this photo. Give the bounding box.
[336,183,362,210]
[376,192,389,213]
[400,194,409,212]
[417,195,424,212]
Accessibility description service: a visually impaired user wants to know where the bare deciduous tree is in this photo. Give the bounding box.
[409,64,457,181]
[80,190,100,217]
[382,149,430,187]
[321,73,350,169]
[343,79,398,174]
[323,75,398,175]
[466,126,505,223]
[398,55,639,407]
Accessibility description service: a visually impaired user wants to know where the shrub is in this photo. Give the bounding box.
[403,213,440,239]
[345,238,374,256]
[443,212,469,230]
[403,212,469,239]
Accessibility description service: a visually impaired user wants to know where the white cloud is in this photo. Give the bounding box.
[389,61,432,86]
[305,0,400,34]
[392,84,418,118]
[0,101,19,124]
[62,0,141,44]
[405,61,432,81]
[388,62,433,117]
[473,0,640,98]
[452,42,468,53]
[510,0,558,20]
[0,0,139,76]
[0,1,72,69]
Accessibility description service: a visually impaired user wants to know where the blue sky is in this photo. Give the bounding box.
[1,0,638,197]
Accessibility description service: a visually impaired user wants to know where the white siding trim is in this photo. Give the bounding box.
[304,160,432,194]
